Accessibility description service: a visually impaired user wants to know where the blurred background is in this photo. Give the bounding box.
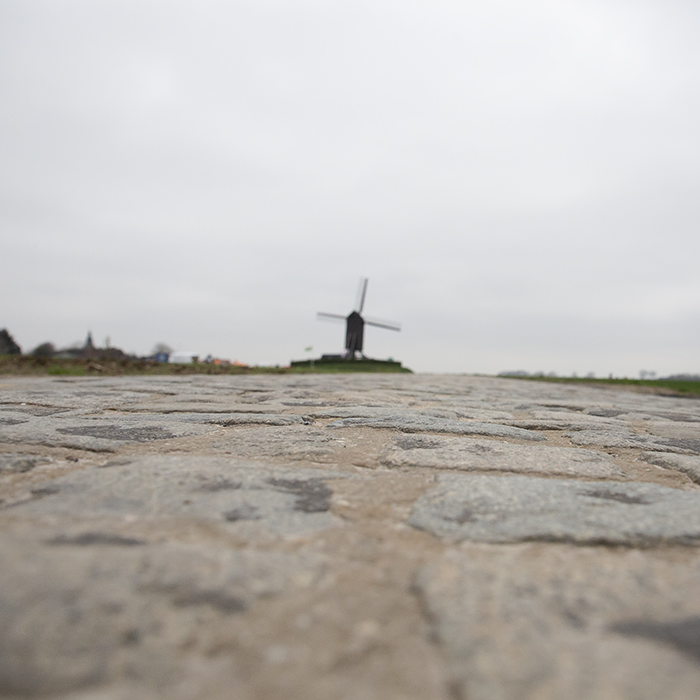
[1,0,698,375]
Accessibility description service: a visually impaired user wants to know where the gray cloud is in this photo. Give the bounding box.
[1,0,699,374]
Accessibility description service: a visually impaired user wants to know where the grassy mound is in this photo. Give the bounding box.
[289,358,411,373]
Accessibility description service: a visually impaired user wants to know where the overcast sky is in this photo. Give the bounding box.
[1,0,698,376]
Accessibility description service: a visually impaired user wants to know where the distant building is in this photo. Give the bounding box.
[169,351,199,364]
[54,332,128,361]
[83,331,96,358]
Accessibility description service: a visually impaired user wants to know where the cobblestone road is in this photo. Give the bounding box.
[2,374,700,699]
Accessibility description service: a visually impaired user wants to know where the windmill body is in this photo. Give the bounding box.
[345,311,364,356]
[317,278,400,359]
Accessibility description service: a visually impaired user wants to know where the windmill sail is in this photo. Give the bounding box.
[356,277,368,313]
[365,318,401,331]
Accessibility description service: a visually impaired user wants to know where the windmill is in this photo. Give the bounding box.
[317,278,401,358]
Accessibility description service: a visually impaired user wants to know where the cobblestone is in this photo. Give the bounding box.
[1,374,700,699]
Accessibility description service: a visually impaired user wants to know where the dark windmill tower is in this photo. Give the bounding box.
[317,278,401,359]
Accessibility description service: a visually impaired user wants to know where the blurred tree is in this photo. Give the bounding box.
[152,343,173,355]
[0,329,21,355]
[31,342,56,357]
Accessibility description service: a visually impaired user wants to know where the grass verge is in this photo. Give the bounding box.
[501,375,700,397]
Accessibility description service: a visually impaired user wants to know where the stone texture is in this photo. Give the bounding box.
[200,413,311,426]
[565,428,700,454]
[326,415,545,440]
[0,453,49,473]
[6,456,347,535]
[409,474,700,545]
[0,533,323,698]
[0,410,312,452]
[414,544,700,700]
[380,435,626,478]
[0,412,213,451]
[310,406,460,420]
[209,426,345,462]
[640,452,700,485]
